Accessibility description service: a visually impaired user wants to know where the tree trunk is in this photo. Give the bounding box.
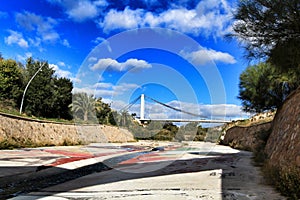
[84,111,88,121]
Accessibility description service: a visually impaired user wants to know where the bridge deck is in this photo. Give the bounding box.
[139,118,230,123]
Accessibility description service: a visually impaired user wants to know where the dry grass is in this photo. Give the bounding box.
[262,164,300,199]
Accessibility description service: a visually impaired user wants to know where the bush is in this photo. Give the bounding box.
[263,164,300,199]
[253,128,272,165]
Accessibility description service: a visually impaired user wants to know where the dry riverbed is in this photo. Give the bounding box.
[7,141,285,200]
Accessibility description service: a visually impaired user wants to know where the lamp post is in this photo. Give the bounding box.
[19,63,44,114]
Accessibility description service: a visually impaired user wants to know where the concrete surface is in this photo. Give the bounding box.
[0,142,155,199]
[2,141,285,200]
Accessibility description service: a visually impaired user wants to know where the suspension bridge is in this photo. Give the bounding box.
[121,94,231,124]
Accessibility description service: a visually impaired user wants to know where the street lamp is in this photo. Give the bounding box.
[19,63,44,114]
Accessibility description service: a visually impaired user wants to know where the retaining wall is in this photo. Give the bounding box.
[0,113,134,147]
[222,122,272,151]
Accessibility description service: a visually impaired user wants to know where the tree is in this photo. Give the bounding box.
[108,110,118,126]
[52,77,73,119]
[162,122,178,133]
[70,93,97,122]
[238,62,295,112]
[24,58,53,116]
[95,97,113,124]
[0,59,23,107]
[23,58,73,119]
[195,125,208,141]
[147,121,163,130]
[231,0,300,70]
[23,58,56,117]
[70,92,117,124]
[118,110,134,127]
[151,122,178,141]
[176,122,199,141]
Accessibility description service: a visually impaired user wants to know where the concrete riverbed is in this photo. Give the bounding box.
[0,141,285,199]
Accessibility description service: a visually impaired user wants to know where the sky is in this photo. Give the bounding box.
[0,0,251,121]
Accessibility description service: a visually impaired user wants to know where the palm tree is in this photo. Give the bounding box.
[70,93,96,121]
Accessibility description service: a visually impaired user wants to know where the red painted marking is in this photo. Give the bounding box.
[120,152,176,164]
[42,146,180,167]
[44,150,92,157]
[49,157,90,166]
[43,150,128,167]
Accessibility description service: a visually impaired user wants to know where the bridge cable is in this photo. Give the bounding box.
[119,96,141,112]
[145,95,205,118]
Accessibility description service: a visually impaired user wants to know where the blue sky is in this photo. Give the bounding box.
[0,0,251,120]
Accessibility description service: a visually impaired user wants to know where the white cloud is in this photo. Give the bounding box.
[91,37,112,52]
[94,0,108,7]
[71,77,82,83]
[57,61,66,67]
[62,39,70,47]
[49,63,80,83]
[180,48,236,66]
[28,37,41,47]
[88,56,98,63]
[73,87,115,97]
[93,82,113,89]
[100,7,144,33]
[98,0,233,38]
[47,0,108,22]
[67,1,99,22]
[73,82,139,98]
[91,58,152,72]
[143,8,202,35]
[109,99,127,110]
[5,30,29,48]
[17,52,33,62]
[42,32,60,43]
[15,11,61,43]
[50,63,73,78]
[112,83,139,93]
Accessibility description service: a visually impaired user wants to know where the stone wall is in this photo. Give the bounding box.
[222,87,300,197]
[0,113,135,148]
[264,87,300,170]
[222,122,272,152]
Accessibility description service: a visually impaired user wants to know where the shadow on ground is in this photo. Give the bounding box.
[0,148,283,199]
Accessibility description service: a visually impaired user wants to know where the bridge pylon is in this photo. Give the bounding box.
[140,94,145,121]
